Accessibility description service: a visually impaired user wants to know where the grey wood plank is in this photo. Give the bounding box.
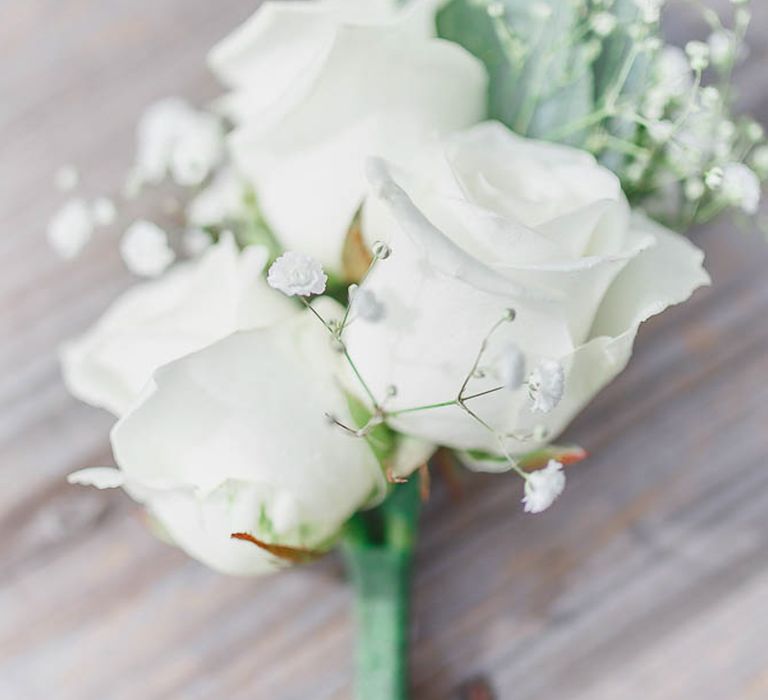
[1,1,767,699]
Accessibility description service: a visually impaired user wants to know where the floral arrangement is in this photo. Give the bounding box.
[51,0,763,697]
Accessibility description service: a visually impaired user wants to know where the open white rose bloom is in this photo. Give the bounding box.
[346,124,710,461]
[113,300,386,575]
[55,0,766,693]
[208,0,486,273]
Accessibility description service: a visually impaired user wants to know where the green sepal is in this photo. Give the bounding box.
[345,392,398,466]
[462,443,588,470]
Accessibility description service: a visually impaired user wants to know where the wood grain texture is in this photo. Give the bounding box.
[1,1,767,698]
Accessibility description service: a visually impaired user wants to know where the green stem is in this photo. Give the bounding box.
[342,479,421,700]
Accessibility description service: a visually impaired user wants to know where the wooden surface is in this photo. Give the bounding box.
[2,2,768,698]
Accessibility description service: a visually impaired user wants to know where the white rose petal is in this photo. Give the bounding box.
[344,123,709,459]
[120,220,176,277]
[270,491,302,536]
[187,168,247,228]
[349,284,385,322]
[522,460,566,514]
[47,198,94,259]
[528,359,565,414]
[210,0,486,272]
[267,251,327,297]
[62,233,293,415]
[108,300,385,576]
[67,467,125,489]
[388,434,436,480]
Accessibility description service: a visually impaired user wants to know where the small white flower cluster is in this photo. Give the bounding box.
[47,185,174,275]
[267,251,327,297]
[528,360,566,414]
[633,0,665,25]
[132,97,224,190]
[47,165,117,259]
[47,98,238,275]
[608,1,764,229]
[522,460,566,514]
[495,345,565,415]
[495,348,568,511]
[469,0,764,231]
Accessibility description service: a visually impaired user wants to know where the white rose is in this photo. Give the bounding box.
[61,233,293,416]
[71,300,385,576]
[208,0,486,273]
[344,123,710,458]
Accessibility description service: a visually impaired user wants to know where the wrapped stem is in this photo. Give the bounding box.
[342,478,421,700]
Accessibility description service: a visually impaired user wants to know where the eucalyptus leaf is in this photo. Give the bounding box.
[592,0,655,170]
[437,0,595,146]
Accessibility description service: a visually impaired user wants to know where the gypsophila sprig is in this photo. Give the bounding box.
[135,97,223,188]
[47,199,94,260]
[522,460,566,513]
[528,360,566,414]
[721,162,761,214]
[267,252,328,297]
[437,0,765,234]
[120,220,175,277]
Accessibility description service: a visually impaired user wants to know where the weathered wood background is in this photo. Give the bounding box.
[1,1,767,698]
